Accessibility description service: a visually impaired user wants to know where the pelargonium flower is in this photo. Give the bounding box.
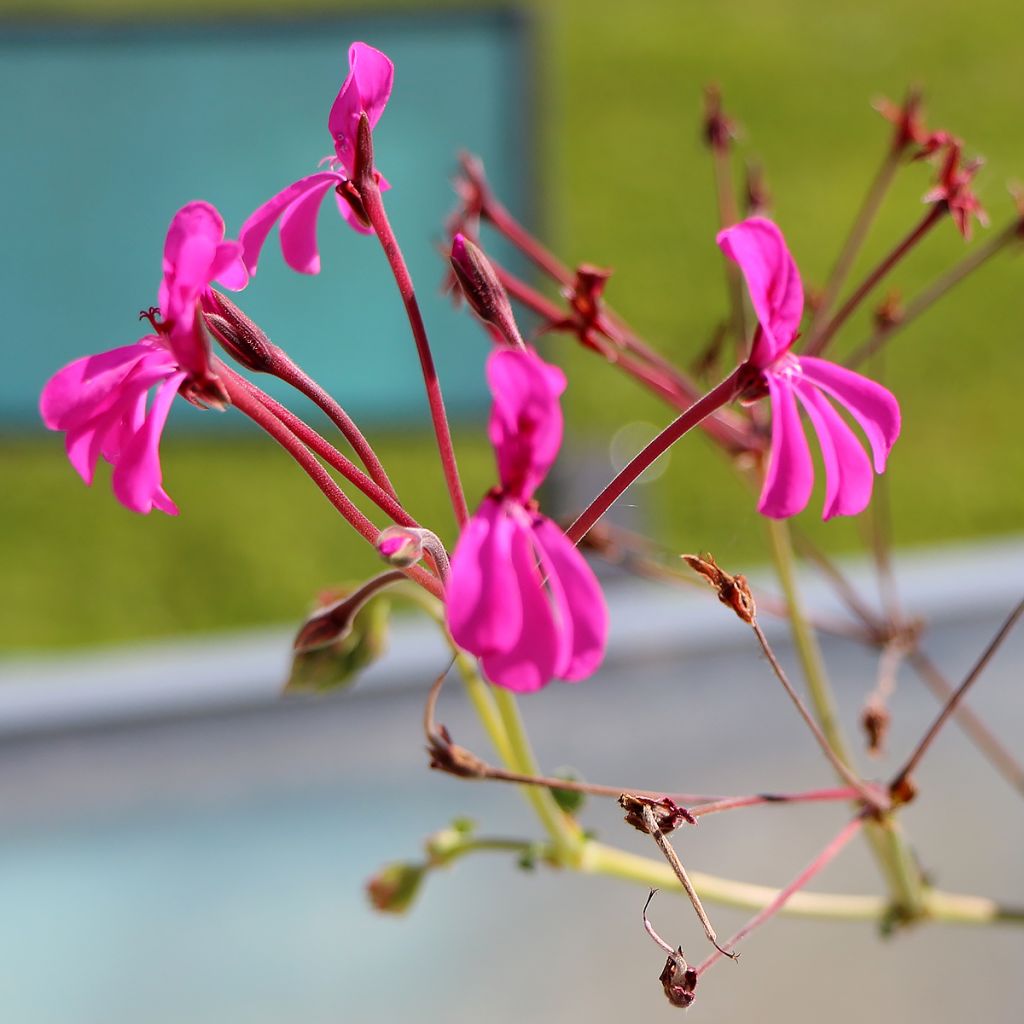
[718,217,901,520]
[240,41,394,275]
[446,348,608,692]
[39,202,247,515]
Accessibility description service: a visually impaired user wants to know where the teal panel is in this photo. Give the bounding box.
[0,12,531,429]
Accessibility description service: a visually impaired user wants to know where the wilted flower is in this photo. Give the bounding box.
[718,217,901,519]
[39,202,247,514]
[446,348,608,692]
[240,41,393,274]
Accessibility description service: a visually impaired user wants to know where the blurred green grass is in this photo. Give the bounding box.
[4,0,1023,649]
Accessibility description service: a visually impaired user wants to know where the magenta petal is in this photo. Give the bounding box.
[480,520,561,693]
[486,348,567,501]
[278,178,336,274]
[328,41,394,167]
[759,373,814,518]
[239,172,342,275]
[210,240,249,292]
[446,497,522,656]
[799,357,901,472]
[39,343,155,430]
[716,217,804,366]
[111,371,185,515]
[531,516,608,681]
[795,382,874,519]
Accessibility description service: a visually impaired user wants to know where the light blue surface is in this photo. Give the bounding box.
[1,13,530,427]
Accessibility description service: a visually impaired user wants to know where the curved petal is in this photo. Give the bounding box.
[111,371,186,515]
[239,172,343,275]
[446,497,522,656]
[39,342,158,430]
[328,42,394,168]
[159,202,229,323]
[798,357,901,472]
[794,381,874,519]
[716,217,804,366]
[210,239,249,292]
[530,516,608,681]
[278,178,336,274]
[759,373,814,518]
[486,348,567,501]
[480,519,561,693]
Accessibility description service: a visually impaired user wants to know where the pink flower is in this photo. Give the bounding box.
[240,41,394,275]
[39,202,247,515]
[446,349,608,692]
[718,217,901,520]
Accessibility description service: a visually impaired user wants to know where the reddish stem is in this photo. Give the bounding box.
[267,353,398,498]
[220,365,418,528]
[223,372,443,600]
[358,125,469,528]
[690,787,863,818]
[695,816,864,974]
[805,204,945,357]
[495,263,754,453]
[481,192,573,286]
[566,368,745,546]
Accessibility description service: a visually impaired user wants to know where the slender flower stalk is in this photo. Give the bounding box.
[806,204,945,357]
[566,367,745,545]
[222,372,443,599]
[891,597,1024,797]
[805,149,902,344]
[225,370,416,527]
[845,220,1020,369]
[356,115,469,526]
[694,816,865,973]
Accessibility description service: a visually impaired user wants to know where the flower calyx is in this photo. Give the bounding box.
[619,794,696,835]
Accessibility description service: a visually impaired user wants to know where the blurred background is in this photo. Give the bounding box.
[1,0,1022,1021]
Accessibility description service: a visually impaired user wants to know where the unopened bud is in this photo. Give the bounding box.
[449,233,524,348]
[376,526,425,568]
[549,767,587,815]
[366,861,427,914]
[203,291,276,373]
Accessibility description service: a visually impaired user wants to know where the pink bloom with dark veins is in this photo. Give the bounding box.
[240,41,393,274]
[39,202,247,515]
[718,217,901,520]
[446,348,608,692]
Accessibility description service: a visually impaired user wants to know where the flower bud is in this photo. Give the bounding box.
[202,291,276,373]
[376,526,425,568]
[449,233,524,348]
[366,861,427,915]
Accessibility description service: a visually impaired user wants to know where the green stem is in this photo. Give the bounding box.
[491,688,585,863]
[764,518,926,918]
[455,654,518,769]
[579,842,1022,925]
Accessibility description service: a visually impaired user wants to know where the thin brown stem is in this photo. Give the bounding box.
[695,816,864,973]
[640,803,737,960]
[892,597,1024,793]
[908,649,1024,798]
[751,620,887,812]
